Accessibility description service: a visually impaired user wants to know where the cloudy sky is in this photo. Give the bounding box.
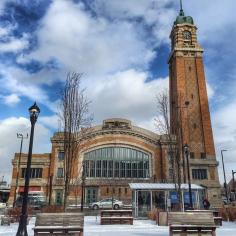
[0,0,235,184]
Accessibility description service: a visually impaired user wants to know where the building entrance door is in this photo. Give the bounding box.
[55,190,63,205]
[86,187,98,205]
[137,191,151,217]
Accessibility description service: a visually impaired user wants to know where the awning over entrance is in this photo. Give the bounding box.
[129,183,204,190]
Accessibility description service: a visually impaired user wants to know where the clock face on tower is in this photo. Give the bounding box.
[183,30,191,40]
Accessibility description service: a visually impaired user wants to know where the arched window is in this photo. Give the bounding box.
[83,146,150,179]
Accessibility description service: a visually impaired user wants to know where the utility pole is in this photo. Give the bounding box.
[232,170,236,200]
[13,133,28,207]
[221,150,228,202]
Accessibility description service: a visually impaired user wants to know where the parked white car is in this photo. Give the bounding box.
[89,198,123,210]
[0,202,6,209]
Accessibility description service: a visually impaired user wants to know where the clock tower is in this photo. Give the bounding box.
[168,3,221,206]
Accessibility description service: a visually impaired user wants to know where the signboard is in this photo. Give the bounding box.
[184,191,196,203]
[170,191,179,203]
[170,191,196,204]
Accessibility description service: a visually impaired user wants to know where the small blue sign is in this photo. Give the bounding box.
[184,192,196,203]
[170,191,179,203]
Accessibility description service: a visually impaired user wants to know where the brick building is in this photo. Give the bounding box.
[9,118,174,205]
[9,6,221,207]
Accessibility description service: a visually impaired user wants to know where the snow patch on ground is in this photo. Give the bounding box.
[0,216,236,236]
[0,217,35,236]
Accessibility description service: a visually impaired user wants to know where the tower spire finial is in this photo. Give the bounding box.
[179,0,184,16]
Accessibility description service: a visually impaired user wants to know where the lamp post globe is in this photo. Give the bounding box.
[16,102,40,236]
[29,102,40,123]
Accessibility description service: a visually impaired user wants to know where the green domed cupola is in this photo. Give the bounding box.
[174,0,194,25]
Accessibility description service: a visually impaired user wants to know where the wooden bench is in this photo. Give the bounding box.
[168,212,216,236]
[186,209,222,226]
[100,210,133,225]
[212,210,222,226]
[33,213,84,236]
[1,216,10,225]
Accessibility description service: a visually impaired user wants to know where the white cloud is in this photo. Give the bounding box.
[3,94,20,106]
[29,0,156,77]
[0,33,30,53]
[1,71,48,101]
[0,117,52,182]
[0,0,8,13]
[0,26,11,37]
[212,100,236,182]
[89,69,168,128]
[136,116,157,133]
[90,0,176,45]
[0,65,60,112]
[184,0,236,43]
[39,115,60,130]
[206,83,214,100]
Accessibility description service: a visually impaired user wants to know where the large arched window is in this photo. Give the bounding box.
[84,146,150,179]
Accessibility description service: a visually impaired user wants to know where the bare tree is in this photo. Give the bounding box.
[59,72,92,210]
[71,164,83,207]
[155,89,183,210]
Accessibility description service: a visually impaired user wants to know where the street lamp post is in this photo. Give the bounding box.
[16,102,40,236]
[176,101,190,183]
[183,143,193,209]
[221,149,228,202]
[13,133,28,208]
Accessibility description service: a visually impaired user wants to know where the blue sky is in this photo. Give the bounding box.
[0,0,235,183]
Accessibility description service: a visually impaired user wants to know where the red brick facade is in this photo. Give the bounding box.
[9,119,174,205]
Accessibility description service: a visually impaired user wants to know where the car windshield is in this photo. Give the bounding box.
[100,199,111,202]
[100,198,118,203]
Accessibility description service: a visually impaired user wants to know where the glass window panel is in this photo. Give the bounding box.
[58,152,64,161]
[108,161,113,177]
[102,160,107,177]
[83,147,150,179]
[121,161,126,178]
[90,160,95,177]
[192,169,207,180]
[96,160,101,177]
[57,168,63,178]
[132,162,137,178]
[85,160,89,177]
[114,161,120,177]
